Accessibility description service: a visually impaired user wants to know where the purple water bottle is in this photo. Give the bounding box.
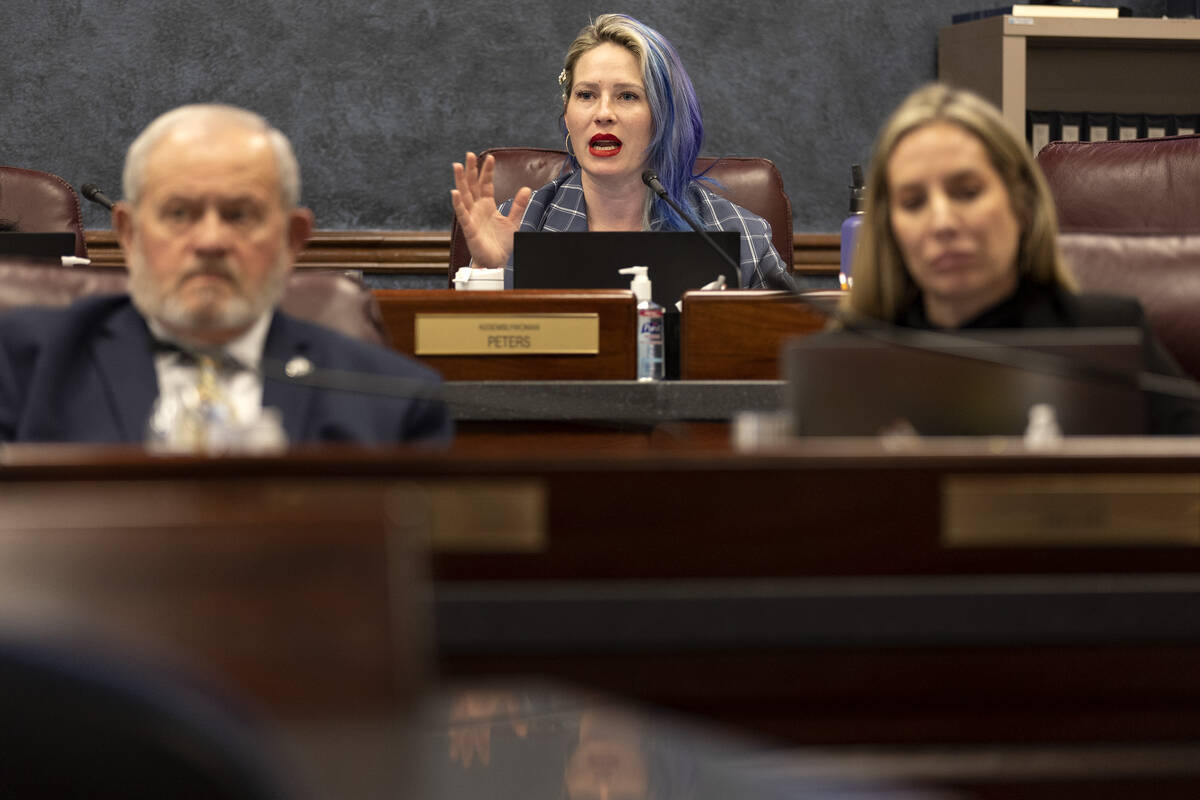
[839,164,865,291]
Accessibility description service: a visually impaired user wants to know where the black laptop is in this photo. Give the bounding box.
[784,327,1147,436]
[513,231,740,309]
[0,232,76,260]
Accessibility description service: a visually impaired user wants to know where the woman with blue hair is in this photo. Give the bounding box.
[451,13,795,290]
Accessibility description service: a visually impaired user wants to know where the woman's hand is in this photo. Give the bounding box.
[447,691,529,768]
[451,152,533,269]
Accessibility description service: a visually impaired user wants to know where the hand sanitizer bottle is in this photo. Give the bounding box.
[619,266,664,381]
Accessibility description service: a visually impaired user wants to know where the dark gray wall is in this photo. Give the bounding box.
[2,0,1163,233]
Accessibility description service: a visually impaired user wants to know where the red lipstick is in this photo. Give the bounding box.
[588,133,622,158]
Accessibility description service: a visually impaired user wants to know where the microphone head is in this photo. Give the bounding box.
[640,170,659,187]
[80,183,114,210]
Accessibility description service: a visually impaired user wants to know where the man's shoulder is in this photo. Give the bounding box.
[270,311,442,382]
[268,311,451,443]
[0,294,135,341]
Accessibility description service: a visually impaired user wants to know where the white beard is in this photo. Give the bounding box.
[128,243,290,341]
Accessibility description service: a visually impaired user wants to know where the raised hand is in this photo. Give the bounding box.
[450,152,533,269]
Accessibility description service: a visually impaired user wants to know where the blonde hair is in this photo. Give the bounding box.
[845,83,1074,323]
[560,14,647,105]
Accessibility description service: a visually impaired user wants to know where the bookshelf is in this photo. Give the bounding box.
[938,16,1200,138]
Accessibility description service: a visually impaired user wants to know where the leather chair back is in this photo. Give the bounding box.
[1037,136,1200,380]
[0,166,88,257]
[0,259,389,347]
[448,147,793,282]
[1060,233,1200,381]
[280,270,390,346]
[1037,135,1200,234]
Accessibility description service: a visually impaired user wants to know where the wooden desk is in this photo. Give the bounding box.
[6,441,1200,750]
[375,289,637,380]
[371,287,828,450]
[681,289,830,379]
[373,288,832,450]
[374,288,834,381]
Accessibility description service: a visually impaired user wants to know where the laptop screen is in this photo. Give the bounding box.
[0,232,76,260]
[784,327,1147,436]
[513,231,740,309]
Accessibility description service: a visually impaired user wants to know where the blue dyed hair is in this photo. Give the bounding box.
[559,14,705,230]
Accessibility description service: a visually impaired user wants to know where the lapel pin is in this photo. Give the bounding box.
[284,356,313,378]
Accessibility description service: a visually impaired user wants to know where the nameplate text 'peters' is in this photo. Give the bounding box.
[415,314,600,355]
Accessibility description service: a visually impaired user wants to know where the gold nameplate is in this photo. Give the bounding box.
[943,474,1200,547]
[417,480,547,552]
[415,314,599,355]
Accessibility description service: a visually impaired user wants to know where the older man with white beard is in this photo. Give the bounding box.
[0,104,450,446]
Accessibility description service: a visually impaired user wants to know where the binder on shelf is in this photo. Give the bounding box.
[1058,112,1083,142]
[1144,113,1171,139]
[1027,110,1057,154]
[1026,109,1198,147]
[1115,113,1142,140]
[1086,112,1115,142]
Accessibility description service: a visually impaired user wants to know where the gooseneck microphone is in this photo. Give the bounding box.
[80,183,116,211]
[641,169,742,278]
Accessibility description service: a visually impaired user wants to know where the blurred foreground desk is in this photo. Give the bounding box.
[6,439,1200,751]
[0,470,428,798]
[446,379,783,450]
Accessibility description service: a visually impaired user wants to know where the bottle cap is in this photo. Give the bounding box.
[848,164,865,214]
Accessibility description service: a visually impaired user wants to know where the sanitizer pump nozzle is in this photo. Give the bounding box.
[618,266,652,303]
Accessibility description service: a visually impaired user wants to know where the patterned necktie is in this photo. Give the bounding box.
[150,344,240,449]
[194,351,244,441]
[147,339,286,453]
[194,354,237,422]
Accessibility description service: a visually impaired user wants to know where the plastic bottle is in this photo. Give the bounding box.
[1024,403,1063,450]
[839,164,865,291]
[618,266,664,381]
